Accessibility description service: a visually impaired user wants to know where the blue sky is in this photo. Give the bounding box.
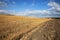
[0,0,60,18]
[2,0,50,11]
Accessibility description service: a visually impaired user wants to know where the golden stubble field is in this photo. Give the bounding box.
[0,15,52,40]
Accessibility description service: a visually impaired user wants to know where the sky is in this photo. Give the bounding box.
[0,0,60,18]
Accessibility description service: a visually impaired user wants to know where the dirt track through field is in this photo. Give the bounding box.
[19,19,60,40]
[0,17,60,40]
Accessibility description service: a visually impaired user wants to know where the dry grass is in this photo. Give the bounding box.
[0,15,51,40]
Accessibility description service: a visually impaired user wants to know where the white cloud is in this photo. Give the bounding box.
[0,10,16,15]
[0,2,7,8]
[0,0,16,8]
[48,7,55,10]
[48,2,60,7]
[14,10,51,16]
[48,2,60,13]
[0,10,7,12]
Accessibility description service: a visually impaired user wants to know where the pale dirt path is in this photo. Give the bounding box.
[19,19,60,40]
[11,19,51,40]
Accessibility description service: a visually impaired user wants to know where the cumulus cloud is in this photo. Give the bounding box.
[48,2,60,13]
[15,10,51,17]
[25,10,50,14]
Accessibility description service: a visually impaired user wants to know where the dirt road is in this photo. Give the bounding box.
[20,19,60,40]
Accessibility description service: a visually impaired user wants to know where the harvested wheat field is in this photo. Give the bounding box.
[0,15,60,40]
